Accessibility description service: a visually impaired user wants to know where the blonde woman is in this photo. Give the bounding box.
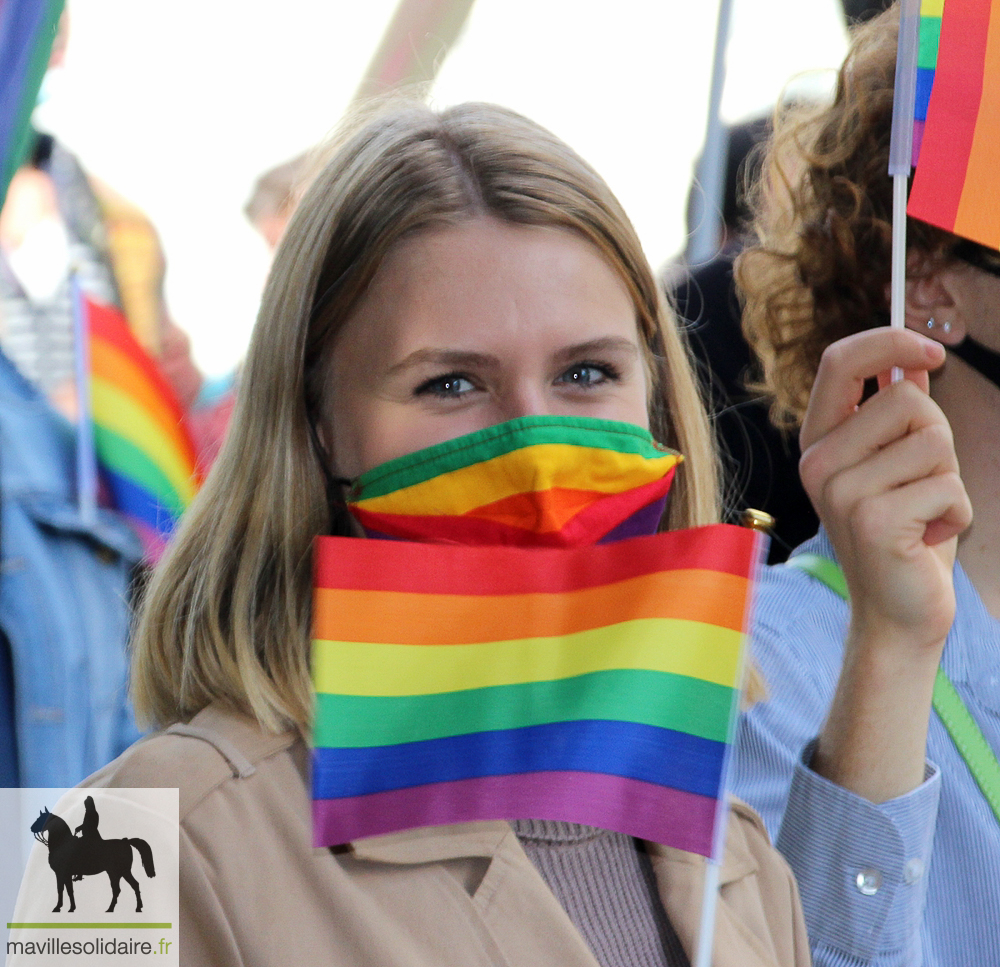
[84,102,814,966]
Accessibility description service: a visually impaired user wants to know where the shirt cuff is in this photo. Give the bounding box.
[776,740,940,963]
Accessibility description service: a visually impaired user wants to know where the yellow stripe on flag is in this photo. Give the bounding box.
[92,378,197,503]
[312,617,742,697]
[354,444,679,516]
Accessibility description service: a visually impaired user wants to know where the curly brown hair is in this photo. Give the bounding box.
[736,2,958,428]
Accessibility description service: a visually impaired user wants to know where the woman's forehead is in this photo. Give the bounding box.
[332,217,640,363]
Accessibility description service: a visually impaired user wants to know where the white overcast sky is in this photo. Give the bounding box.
[35,0,849,377]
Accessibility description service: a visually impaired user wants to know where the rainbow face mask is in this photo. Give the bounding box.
[345,415,682,547]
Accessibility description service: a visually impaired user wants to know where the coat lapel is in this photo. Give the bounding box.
[649,803,790,967]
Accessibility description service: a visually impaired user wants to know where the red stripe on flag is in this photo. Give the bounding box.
[85,295,200,476]
[314,524,759,595]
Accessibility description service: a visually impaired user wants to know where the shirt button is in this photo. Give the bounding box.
[855,868,882,896]
[903,858,924,885]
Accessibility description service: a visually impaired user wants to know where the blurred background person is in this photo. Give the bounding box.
[244,152,312,255]
[0,5,209,785]
[667,115,818,562]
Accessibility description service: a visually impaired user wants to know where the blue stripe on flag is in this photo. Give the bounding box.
[313,719,725,800]
[915,67,935,121]
[103,467,177,538]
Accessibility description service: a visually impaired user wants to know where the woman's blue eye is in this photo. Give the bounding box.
[415,373,476,398]
[558,363,617,387]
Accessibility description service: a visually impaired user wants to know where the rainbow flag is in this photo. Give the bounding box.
[347,417,682,547]
[0,0,64,206]
[311,523,761,854]
[85,294,199,559]
[908,0,1000,248]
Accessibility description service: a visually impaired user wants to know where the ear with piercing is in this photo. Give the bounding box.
[927,316,952,334]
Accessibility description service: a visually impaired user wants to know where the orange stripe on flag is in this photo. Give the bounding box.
[907,0,990,231]
[954,10,1000,247]
[90,338,195,463]
[463,487,606,531]
[313,568,750,645]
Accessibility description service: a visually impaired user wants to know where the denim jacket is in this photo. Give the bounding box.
[0,351,141,786]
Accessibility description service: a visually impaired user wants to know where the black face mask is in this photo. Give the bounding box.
[941,241,1000,390]
[948,337,1000,394]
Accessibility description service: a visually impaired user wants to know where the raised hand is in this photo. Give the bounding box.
[797,328,972,801]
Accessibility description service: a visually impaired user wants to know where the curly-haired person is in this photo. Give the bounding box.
[733,4,1000,967]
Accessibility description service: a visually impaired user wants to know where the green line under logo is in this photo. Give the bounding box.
[7,923,172,929]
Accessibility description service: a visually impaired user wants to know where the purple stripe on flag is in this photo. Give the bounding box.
[597,494,667,543]
[912,119,926,165]
[313,771,717,855]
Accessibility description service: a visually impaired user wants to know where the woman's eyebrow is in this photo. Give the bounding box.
[385,348,500,377]
[552,337,641,364]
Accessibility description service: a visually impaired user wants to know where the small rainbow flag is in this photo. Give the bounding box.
[85,294,200,559]
[311,524,761,854]
[908,0,1000,249]
[0,0,64,205]
[347,416,682,547]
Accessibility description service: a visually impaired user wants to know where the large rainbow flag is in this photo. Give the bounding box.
[84,294,199,559]
[347,416,682,547]
[0,0,64,206]
[908,0,1000,248]
[311,523,761,855]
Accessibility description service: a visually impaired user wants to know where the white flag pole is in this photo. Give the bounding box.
[687,0,735,266]
[694,859,721,967]
[693,526,768,967]
[888,0,922,382]
[70,272,98,525]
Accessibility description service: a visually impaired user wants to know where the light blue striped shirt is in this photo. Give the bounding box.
[735,528,1000,967]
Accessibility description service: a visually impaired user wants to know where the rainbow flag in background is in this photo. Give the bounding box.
[908,0,1000,248]
[347,417,682,547]
[85,294,199,559]
[0,0,64,206]
[311,524,761,855]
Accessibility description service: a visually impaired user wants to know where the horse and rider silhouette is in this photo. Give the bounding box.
[30,796,155,914]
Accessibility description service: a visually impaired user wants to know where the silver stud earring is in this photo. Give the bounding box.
[927,317,936,329]
[927,316,952,334]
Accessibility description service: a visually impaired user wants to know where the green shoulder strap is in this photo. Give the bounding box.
[785,553,1000,824]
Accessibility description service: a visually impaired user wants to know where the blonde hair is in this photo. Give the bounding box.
[133,101,720,732]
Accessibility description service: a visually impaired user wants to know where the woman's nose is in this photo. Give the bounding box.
[499,384,552,422]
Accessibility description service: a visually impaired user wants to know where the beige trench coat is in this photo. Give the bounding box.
[84,704,810,967]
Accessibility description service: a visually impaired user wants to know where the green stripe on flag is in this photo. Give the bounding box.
[93,425,185,516]
[314,668,734,748]
[918,15,941,69]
